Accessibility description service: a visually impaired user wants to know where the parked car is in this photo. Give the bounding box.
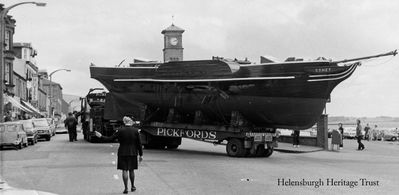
[0,122,29,149]
[46,118,56,136]
[21,119,38,145]
[342,127,356,139]
[32,118,52,141]
[55,120,68,134]
[382,131,398,141]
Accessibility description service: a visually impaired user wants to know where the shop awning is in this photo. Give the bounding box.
[21,101,42,116]
[6,96,34,114]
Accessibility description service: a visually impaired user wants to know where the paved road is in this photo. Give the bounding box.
[1,131,398,195]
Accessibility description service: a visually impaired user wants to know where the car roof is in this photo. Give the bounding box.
[0,121,22,125]
[32,118,47,121]
[20,119,33,122]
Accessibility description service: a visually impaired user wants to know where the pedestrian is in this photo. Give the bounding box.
[64,112,78,142]
[380,129,385,141]
[95,116,143,194]
[4,111,12,122]
[292,129,300,148]
[72,111,80,141]
[364,123,370,141]
[356,119,365,150]
[372,125,378,141]
[338,123,344,148]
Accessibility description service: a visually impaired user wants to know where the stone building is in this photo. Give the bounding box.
[1,4,16,96]
[12,43,42,117]
[41,77,63,117]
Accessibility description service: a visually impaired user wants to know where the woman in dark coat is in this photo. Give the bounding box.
[95,116,143,194]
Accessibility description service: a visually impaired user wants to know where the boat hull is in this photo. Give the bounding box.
[91,60,358,130]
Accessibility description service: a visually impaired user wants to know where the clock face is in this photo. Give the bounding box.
[169,37,178,46]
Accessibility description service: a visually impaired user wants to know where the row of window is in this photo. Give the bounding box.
[5,31,11,50]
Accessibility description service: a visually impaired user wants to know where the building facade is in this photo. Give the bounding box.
[162,24,184,62]
[1,4,16,96]
[13,43,39,105]
[38,88,47,114]
[41,77,63,117]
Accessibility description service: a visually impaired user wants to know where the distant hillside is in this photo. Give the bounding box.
[330,116,399,123]
[329,116,399,128]
[63,94,82,112]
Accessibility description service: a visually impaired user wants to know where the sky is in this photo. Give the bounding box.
[4,0,399,117]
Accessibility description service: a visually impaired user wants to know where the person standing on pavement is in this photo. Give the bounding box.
[338,123,344,148]
[4,111,12,122]
[364,123,371,141]
[356,119,365,150]
[95,116,143,194]
[64,112,78,142]
[292,129,300,148]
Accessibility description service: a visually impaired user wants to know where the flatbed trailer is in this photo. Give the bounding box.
[81,90,278,157]
[139,121,278,157]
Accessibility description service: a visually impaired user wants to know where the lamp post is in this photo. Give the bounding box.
[0,1,46,122]
[48,69,70,117]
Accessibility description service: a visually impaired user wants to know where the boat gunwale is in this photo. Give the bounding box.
[90,60,333,70]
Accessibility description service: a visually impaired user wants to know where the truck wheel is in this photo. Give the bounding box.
[167,145,179,149]
[226,138,246,157]
[17,142,22,149]
[255,144,266,157]
[264,147,274,157]
[391,137,397,141]
[46,136,51,141]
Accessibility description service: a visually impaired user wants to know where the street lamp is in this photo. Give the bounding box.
[49,68,70,117]
[0,2,46,122]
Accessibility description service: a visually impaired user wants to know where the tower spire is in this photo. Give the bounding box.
[172,15,174,25]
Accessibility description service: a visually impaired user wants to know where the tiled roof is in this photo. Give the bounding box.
[161,24,185,34]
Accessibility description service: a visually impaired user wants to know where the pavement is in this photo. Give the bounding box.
[1,129,399,195]
[275,142,324,153]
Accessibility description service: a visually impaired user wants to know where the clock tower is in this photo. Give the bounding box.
[162,24,184,62]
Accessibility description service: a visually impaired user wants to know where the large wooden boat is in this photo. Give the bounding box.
[90,50,396,130]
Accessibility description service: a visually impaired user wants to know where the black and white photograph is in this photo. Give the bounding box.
[1,0,398,194]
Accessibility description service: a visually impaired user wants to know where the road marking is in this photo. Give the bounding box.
[113,174,119,180]
[110,145,113,147]
[111,152,115,155]
[112,161,116,165]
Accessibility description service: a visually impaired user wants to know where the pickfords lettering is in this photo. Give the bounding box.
[157,128,217,139]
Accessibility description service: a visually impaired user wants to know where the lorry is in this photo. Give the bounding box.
[80,88,121,143]
[80,88,278,157]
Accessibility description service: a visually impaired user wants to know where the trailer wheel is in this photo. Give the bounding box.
[264,147,274,157]
[226,138,246,157]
